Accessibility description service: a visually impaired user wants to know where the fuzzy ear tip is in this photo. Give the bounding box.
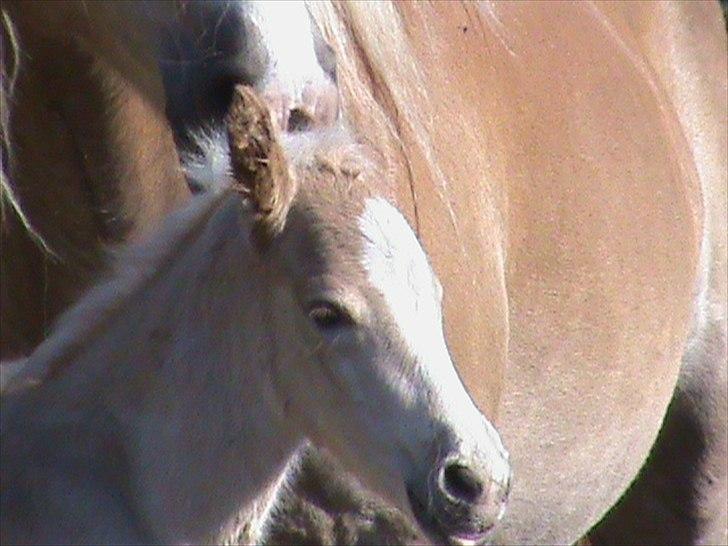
[225,85,297,248]
[225,85,278,198]
[226,85,274,162]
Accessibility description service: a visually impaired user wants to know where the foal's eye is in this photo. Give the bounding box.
[307,301,353,330]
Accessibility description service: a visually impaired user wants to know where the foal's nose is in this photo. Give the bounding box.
[441,461,487,505]
[429,453,512,543]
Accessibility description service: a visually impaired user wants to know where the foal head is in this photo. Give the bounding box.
[229,86,510,545]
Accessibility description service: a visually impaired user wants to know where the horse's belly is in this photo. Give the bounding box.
[466,2,705,543]
[498,170,699,544]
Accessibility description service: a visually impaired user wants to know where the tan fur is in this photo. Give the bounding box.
[588,2,727,544]
[268,2,726,545]
[1,1,724,544]
[307,1,510,418]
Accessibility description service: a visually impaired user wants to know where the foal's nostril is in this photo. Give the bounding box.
[287,108,312,132]
[442,462,485,505]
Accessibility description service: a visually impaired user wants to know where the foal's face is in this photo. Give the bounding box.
[267,172,511,545]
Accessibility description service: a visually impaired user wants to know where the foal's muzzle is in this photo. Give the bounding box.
[429,453,511,545]
[410,432,511,546]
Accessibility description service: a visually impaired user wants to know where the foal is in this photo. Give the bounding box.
[1,87,510,545]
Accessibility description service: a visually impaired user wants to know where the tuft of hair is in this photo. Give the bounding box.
[283,124,377,180]
[181,127,234,194]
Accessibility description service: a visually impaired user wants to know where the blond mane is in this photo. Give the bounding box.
[306,1,459,235]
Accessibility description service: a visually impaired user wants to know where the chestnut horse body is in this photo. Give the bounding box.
[1,1,725,544]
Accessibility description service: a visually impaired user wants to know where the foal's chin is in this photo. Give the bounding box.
[338,452,497,546]
[405,489,496,546]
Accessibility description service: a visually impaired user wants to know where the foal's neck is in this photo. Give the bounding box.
[24,192,299,543]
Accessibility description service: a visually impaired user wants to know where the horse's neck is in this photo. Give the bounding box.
[23,192,299,543]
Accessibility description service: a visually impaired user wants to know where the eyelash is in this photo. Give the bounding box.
[307,301,354,330]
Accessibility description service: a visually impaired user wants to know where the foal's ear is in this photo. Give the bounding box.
[227,85,297,248]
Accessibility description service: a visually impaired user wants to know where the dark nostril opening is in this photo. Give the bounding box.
[287,108,312,132]
[442,463,484,505]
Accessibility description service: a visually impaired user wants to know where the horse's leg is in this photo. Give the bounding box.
[162,0,338,139]
[1,5,190,357]
[247,0,339,132]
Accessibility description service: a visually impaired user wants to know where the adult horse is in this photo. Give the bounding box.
[1,1,726,545]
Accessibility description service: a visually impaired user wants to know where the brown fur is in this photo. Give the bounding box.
[0,1,189,358]
[227,85,297,247]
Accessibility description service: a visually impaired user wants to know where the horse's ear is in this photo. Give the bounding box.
[227,85,297,248]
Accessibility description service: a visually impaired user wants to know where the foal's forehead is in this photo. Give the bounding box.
[359,198,431,278]
[357,197,445,363]
[358,197,442,310]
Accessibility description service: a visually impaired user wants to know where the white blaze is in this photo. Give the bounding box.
[358,197,446,369]
[358,198,510,487]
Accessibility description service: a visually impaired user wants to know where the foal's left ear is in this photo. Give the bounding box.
[227,85,297,248]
